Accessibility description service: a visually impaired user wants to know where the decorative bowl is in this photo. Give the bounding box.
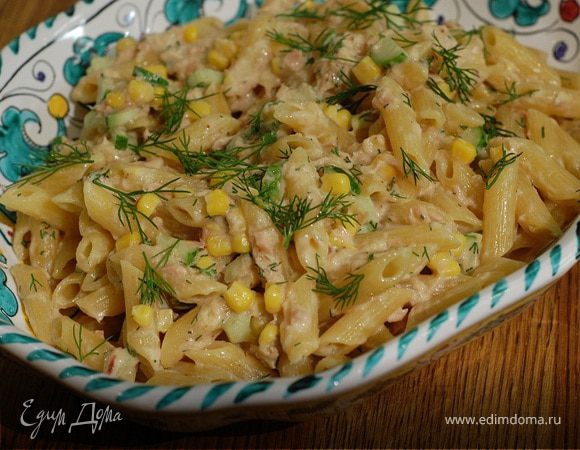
[0,0,578,431]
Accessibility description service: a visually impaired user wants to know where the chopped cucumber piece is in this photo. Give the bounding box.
[187,68,224,88]
[261,162,283,202]
[370,37,407,68]
[105,108,142,130]
[133,66,169,87]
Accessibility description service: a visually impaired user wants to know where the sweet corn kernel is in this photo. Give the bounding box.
[207,50,230,70]
[232,234,251,254]
[379,164,397,181]
[224,281,255,313]
[205,189,230,216]
[183,24,198,43]
[329,226,355,249]
[116,232,141,251]
[156,309,174,333]
[352,56,382,84]
[132,304,154,327]
[128,79,155,103]
[187,100,212,121]
[451,138,477,164]
[215,39,237,59]
[271,56,282,77]
[116,36,137,52]
[324,104,352,130]
[206,234,233,257]
[145,64,168,79]
[264,283,284,314]
[428,252,461,277]
[136,193,161,217]
[321,172,351,195]
[196,255,215,270]
[106,90,127,110]
[450,232,466,257]
[342,219,359,236]
[258,323,279,346]
[151,85,166,108]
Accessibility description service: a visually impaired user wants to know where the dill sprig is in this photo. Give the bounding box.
[138,252,176,305]
[234,174,358,248]
[278,4,325,20]
[307,256,364,308]
[72,323,111,362]
[154,239,181,268]
[325,70,377,114]
[329,0,427,30]
[484,145,522,190]
[15,139,93,186]
[430,34,478,104]
[400,148,435,184]
[29,274,42,292]
[92,175,188,244]
[266,28,356,64]
[480,114,517,148]
[497,81,537,106]
[157,88,216,134]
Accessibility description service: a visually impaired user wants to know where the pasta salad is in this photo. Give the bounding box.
[2,0,579,385]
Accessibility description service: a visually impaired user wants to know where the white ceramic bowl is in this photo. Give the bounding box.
[0,0,578,431]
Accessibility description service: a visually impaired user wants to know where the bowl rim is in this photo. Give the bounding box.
[0,0,578,415]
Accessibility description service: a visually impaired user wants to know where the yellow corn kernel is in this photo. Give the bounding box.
[131,304,154,327]
[324,104,351,130]
[428,252,461,277]
[151,85,166,109]
[105,90,127,110]
[232,234,251,254]
[127,79,155,103]
[156,309,174,333]
[352,56,382,84]
[145,64,168,79]
[342,219,359,236]
[116,36,137,52]
[206,234,233,257]
[116,232,141,251]
[215,39,237,59]
[183,24,198,43]
[186,100,212,121]
[450,232,466,257]
[205,189,230,217]
[379,164,397,181]
[196,255,215,270]
[321,172,351,195]
[136,193,161,217]
[207,50,230,70]
[259,322,279,346]
[271,56,282,77]
[264,283,284,314]
[437,80,453,100]
[451,138,477,164]
[224,281,255,313]
[329,226,355,249]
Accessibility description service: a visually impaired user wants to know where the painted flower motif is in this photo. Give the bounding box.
[489,0,550,26]
[0,266,17,325]
[164,0,208,25]
[63,32,124,86]
[560,0,579,21]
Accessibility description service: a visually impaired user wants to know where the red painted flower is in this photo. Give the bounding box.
[560,0,579,22]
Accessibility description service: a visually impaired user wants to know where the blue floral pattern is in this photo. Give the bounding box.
[489,0,550,26]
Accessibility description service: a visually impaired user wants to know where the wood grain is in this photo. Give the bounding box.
[0,1,578,448]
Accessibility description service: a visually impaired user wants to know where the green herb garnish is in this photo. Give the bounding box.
[307,256,364,308]
[400,148,435,184]
[484,145,522,190]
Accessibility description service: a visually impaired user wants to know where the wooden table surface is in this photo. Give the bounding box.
[0,1,578,448]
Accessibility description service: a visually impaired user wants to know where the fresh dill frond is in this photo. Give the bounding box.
[484,145,522,190]
[15,139,93,186]
[157,88,217,134]
[266,28,355,64]
[480,114,517,148]
[72,323,111,362]
[306,256,364,308]
[29,274,42,292]
[426,77,453,103]
[329,0,427,30]
[154,239,181,268]
[430,34,478,104]
[138,252,176,305]
[277,4,325,20]
[234,174,358,248]
[497,81,537,106]
[92,175,188,244]
[325,70,377,114]
[400,148,435,184]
